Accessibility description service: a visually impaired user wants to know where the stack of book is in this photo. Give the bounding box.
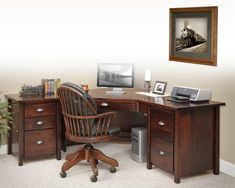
[41,78,61,96]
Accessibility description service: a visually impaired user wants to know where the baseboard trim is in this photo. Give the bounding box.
[220,159,235,178]
[0,144,7,155]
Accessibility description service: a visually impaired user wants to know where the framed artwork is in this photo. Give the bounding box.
[153,81,167,95]
[169,6,218,66]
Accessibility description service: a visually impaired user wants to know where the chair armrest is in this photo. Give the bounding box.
[62,111,116,120]
[62,111,118,137]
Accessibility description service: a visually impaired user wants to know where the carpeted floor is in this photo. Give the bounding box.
[1,143,235,188]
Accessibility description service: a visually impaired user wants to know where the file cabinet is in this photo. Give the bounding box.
[6,95,61,166]
[150,108,174,172]
[148,105,221,183]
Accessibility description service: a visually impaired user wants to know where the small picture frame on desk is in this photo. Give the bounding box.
[153,81,167,95]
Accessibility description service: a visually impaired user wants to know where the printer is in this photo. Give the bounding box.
[170,86,212,102]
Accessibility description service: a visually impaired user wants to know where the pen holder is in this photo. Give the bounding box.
[144,81,151,93]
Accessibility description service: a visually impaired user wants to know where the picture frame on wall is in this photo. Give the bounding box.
[153,81,167,95]
[169,6,218,66]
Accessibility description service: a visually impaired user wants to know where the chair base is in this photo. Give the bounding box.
[60,144,119,182]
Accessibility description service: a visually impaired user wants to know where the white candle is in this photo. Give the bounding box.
[145,69,151,81]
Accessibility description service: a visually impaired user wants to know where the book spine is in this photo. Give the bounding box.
[47,79,50,95]
[44,79,48,95]
[41,79,46,95]
[48,79,54,95]
[54,80,57,95]
[42,78,60,96]
[54,78,61,95]
[51,79,55,95]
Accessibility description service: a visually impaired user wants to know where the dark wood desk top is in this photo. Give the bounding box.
[5,94,59,103]
[6,88,225,111]
[89,88,225,111]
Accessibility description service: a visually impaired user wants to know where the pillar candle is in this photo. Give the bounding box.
[145,69,151,81]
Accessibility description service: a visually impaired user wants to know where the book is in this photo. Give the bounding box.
[42,78,61,96]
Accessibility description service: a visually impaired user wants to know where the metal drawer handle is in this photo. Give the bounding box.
[101,102,108,107]
[36,121,44,126]
[159,150,165,156]
[158,121,165,126]
[36,140,44,145]
[143,113,148,116]
[36,108,45,112]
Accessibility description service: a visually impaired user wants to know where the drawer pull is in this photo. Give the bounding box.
[159,150,165,156]
[36,140,44,145]
[36,108,45,113]
[143,113,148,116]
[36,121,44,126]
[158,121,165,126]
[100,102,109,107]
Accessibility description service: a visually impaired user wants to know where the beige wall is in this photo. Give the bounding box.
[0,0,235,163]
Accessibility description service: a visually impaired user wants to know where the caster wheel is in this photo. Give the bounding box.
[110,167,116,173]
[95,159,98,165]
[90,175,97,182]
[60,171,67,178]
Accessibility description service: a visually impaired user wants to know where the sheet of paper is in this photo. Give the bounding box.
[135,91,169,98]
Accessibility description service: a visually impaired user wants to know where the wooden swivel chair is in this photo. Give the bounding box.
[57,83,120,182]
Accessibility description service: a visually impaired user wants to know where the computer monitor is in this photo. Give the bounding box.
[97,63,134,93]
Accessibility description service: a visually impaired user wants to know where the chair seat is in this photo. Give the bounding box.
[90,125,120,137]
[66,126,120,144]
[108,126,120,136]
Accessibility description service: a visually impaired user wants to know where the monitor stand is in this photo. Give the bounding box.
[105,88,125,95]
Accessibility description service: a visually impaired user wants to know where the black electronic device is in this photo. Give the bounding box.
[167,96,190,103]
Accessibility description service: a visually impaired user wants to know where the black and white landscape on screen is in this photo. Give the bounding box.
[98,64,133,87]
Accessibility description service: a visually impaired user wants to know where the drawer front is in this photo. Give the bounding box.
[151,135,173,173]
[150,108,173,141]
[25,103,57,117]
[139,102,149,116]
[25,116,57,131]
[96,100,136,112]
[24,129,56,158]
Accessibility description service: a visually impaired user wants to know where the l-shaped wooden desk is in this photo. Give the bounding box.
[6,88,225,183]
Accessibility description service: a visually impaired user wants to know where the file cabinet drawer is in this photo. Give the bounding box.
[151,135,173,173]
[24,129,56,158]
[150,108,173,141]
[25,116,57,131]
[25,103,57,117]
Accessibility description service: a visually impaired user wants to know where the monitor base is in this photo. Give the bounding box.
[105,88,125,95]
